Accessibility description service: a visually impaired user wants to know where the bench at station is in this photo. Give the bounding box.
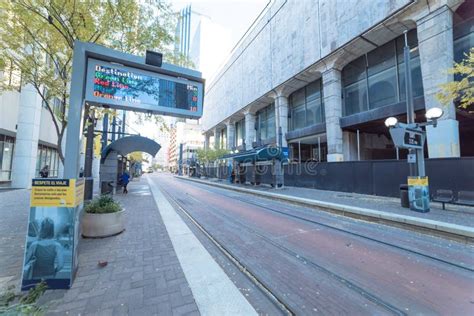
[431,190,474,210]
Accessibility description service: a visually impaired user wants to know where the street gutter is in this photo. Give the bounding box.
[176,176,474,243]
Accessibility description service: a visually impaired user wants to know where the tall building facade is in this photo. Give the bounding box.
[202,0,473,162]
[168,120,205,173]
[168,124,178,171]
[0,73,61,187]
[172,3,233,171]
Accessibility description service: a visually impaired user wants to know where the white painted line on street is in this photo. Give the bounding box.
[147,177,257,316]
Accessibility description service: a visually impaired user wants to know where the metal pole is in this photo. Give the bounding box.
[64,42,86,179]
[278,126,282,149]
[356,129,360,161]
[178,143,183,176]
[417,147,425,177]
[404,31,415,125]
[111,113,117,142]
[298,141,301,164]
[84,107,94,200]
[101,114,108,152]
[318,136,321,162]
[396,147,399,160]
[122,111,126,135]
[404,30,417,177]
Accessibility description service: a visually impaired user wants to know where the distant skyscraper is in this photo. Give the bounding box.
[176,5,192,58]
[175,4,232,80]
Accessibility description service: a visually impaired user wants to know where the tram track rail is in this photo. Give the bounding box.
[159,184,409,316]
[189,181,474,273]
[178,176,474,243]
[159,185,295,316]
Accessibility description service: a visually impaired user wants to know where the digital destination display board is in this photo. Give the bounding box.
[85,59,203,118]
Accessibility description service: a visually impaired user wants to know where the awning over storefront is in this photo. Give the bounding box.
[222,146,286,163]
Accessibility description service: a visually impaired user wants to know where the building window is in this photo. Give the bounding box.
[289,79,325,130]
[342,29,424,116]
[220,129,226,149]
[257,104,275,141]
[367,41,397,109]
[36,144,60,178]
[0,135,15,181]
[453,1,474,81]
[235,119,246,147]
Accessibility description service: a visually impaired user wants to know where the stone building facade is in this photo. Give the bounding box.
[202,0,473,163]
[0,79,61,188]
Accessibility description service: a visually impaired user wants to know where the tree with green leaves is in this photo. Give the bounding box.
[0,0,190,164]
[196,147,230,177]
[196,148,230,165]
[436,48,473,113]
[128,151,145,163]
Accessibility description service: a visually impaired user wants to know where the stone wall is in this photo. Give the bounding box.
[202,0,414,131]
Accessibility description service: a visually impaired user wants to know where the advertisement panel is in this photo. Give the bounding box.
[408,176,430,212]
[21,179,84,290]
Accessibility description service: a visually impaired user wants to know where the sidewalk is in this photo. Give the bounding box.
[0,178,199,315]
[178,176,474,240]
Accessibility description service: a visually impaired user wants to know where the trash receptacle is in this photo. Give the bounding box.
[400,184,409,208]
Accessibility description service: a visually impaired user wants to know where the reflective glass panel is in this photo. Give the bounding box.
[368,67,397,109]
[344,80,368,115]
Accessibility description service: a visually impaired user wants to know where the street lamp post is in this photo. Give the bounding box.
[403,30,417,177]
[385,107,444,212]
[178,143,183,176]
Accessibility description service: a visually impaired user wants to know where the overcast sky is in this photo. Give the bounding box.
[169,0,270,74]
[131,1,270,146]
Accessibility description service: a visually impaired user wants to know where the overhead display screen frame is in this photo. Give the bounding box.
[85,58,204,119]
[65,40,206,180]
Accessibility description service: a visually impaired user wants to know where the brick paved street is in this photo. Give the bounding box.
[0,178,199,315]
[0,189,29,292]
[199,177,474,227]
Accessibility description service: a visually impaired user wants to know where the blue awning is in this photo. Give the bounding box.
[222,146,286,163]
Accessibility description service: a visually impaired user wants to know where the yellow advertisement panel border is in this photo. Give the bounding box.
[31,179,85,207]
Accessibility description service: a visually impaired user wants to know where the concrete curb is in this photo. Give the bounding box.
[176,176,474,241]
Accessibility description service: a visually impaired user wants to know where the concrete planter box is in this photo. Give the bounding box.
[82,210,125,238]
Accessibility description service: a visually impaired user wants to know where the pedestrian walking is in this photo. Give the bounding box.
[230,169,236,183]
[120,171,130,194]
[39,165,49,178]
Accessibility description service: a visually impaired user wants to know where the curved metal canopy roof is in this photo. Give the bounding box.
[101,135,161,163]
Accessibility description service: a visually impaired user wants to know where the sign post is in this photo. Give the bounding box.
[388,123,430,212]
[45,41,205,290]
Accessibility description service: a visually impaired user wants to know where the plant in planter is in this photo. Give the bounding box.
[82,195,125,238]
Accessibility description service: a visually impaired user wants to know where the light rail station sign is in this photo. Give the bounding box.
[85,59,203,118]
[389,126,425,150]
[64,40,205,177]
[48,41,206,290]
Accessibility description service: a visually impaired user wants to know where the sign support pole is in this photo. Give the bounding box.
[404,30,418,177]
[64,41,87,179]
